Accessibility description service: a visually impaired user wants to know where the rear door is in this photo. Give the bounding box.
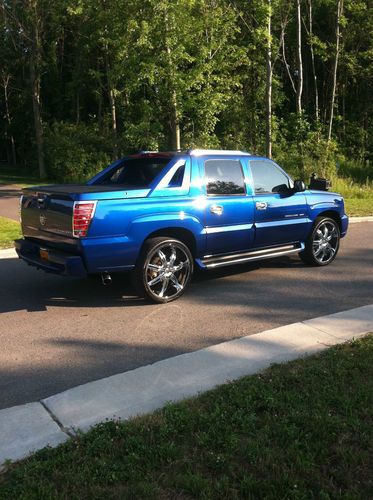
[249,160,309,248]
[201,157,254,255]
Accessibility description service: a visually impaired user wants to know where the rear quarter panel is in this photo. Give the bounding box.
[83,196,206,273]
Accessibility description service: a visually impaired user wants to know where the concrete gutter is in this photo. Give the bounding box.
[1,304,372,468]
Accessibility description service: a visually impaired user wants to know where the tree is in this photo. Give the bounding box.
[295,0,303,116]
[328,0,344,141]
[265,0,272,158]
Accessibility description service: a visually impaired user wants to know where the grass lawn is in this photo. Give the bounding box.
[0,335,372,499]
[0,216,21,249]
[345,198,373,217]
[333,176,373,216]
[0,168,42,188]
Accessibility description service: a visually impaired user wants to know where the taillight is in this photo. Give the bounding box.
[73,201,97,238]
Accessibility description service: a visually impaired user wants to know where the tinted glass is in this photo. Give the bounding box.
[94,158,170,188]
[250,161,290,194]
[168,164,185,187]
[204,160,246,196]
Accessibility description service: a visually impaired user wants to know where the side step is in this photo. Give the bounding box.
[201,243,305,269]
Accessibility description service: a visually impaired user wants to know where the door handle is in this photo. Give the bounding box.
[210,204,223,216]
[255,201,268,210]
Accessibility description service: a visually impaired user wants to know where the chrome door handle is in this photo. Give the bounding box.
[255,201,268,210]
[210,204,223,216]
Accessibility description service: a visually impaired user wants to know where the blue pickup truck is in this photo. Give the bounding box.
[16,149,348,303]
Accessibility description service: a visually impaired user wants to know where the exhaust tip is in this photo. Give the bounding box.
[101,272,112,286]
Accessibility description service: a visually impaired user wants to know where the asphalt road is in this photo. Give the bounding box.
[0,185,20,221]
[1,222,372,410]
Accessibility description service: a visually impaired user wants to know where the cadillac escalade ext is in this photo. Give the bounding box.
[15,149,348,303]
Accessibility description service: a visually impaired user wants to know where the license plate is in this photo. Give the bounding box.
[39,249,49,261]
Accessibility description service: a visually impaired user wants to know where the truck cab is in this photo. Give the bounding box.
[16,149,348,302]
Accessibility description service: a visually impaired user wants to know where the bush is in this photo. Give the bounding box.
[44,122,112,182]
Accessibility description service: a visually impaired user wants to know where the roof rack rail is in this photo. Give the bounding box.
[188,149,251,156]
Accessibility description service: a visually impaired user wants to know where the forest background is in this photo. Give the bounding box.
[0,0,372,207]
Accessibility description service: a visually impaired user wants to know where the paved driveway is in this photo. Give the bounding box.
[0,185,21,220]
[1,223,372,410]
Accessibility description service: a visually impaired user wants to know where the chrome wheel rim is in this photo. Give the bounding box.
[312,221,339,264]
[145,243,191,300]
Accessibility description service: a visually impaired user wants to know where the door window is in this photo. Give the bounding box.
[250,161,290,194]
[204,159,246,196]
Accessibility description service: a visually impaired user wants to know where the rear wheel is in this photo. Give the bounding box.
[300,217,340,266]
[132,237,193,303]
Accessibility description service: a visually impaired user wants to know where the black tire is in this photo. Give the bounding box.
[300,216,340,266]
[131,237,193,303]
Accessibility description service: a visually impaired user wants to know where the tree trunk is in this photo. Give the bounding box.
[328,0,344,142]
[169,84,181,151]
[296,0,303,116]
[307,0,319,122]
[76,92,80,125]
[104,42,118,159]
[3,75,16,166]
[164,12,180,151]
[29,0,46,179]
[265,0,272,158]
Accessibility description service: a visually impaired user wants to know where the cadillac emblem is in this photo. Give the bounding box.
[39,213,47,226]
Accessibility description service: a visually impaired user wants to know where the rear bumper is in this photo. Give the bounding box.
[14,239,87,277]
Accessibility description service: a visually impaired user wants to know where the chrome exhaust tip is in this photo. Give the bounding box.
[101,272,112,286]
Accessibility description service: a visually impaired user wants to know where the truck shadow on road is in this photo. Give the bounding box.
[0,248,372,316]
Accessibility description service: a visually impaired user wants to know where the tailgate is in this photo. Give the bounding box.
[21,188,77,250]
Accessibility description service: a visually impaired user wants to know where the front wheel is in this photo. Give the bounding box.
[131,237,193,303]
[300,217,340,266]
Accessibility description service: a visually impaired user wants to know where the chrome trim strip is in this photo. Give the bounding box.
[204,223,253,235]
[202,243,304,269]
[189,149,251,157]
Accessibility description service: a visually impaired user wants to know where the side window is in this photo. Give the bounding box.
[168,164,185,188]
[250,161,290,194]
[204,159,246,196]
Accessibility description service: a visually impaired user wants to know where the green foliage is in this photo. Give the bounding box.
[44,122,111,182]
[274,116,338,180]
[0,0,372,179]
[0,335,372,497]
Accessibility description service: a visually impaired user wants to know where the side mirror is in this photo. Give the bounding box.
[293,180,306,192]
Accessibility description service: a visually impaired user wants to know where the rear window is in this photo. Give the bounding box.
[93,158,171,188]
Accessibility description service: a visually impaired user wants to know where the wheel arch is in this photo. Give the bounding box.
[315,210,342,232]
[141,227,197,257]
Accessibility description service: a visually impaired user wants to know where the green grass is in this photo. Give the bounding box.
[0,216,21,249]
[331,177,373,216]
[345,198,373,216]
[0,335,372,499]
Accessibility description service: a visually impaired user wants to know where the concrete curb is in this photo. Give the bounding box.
[1,304,372,468]
[0,403,68,466]
[349,216,373,223]
[0,248,16,259]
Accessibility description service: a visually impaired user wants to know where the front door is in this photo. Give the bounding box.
[201,158,255,255]
[249,160,310,248]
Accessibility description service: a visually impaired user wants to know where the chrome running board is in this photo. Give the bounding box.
[201,243,304,269]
